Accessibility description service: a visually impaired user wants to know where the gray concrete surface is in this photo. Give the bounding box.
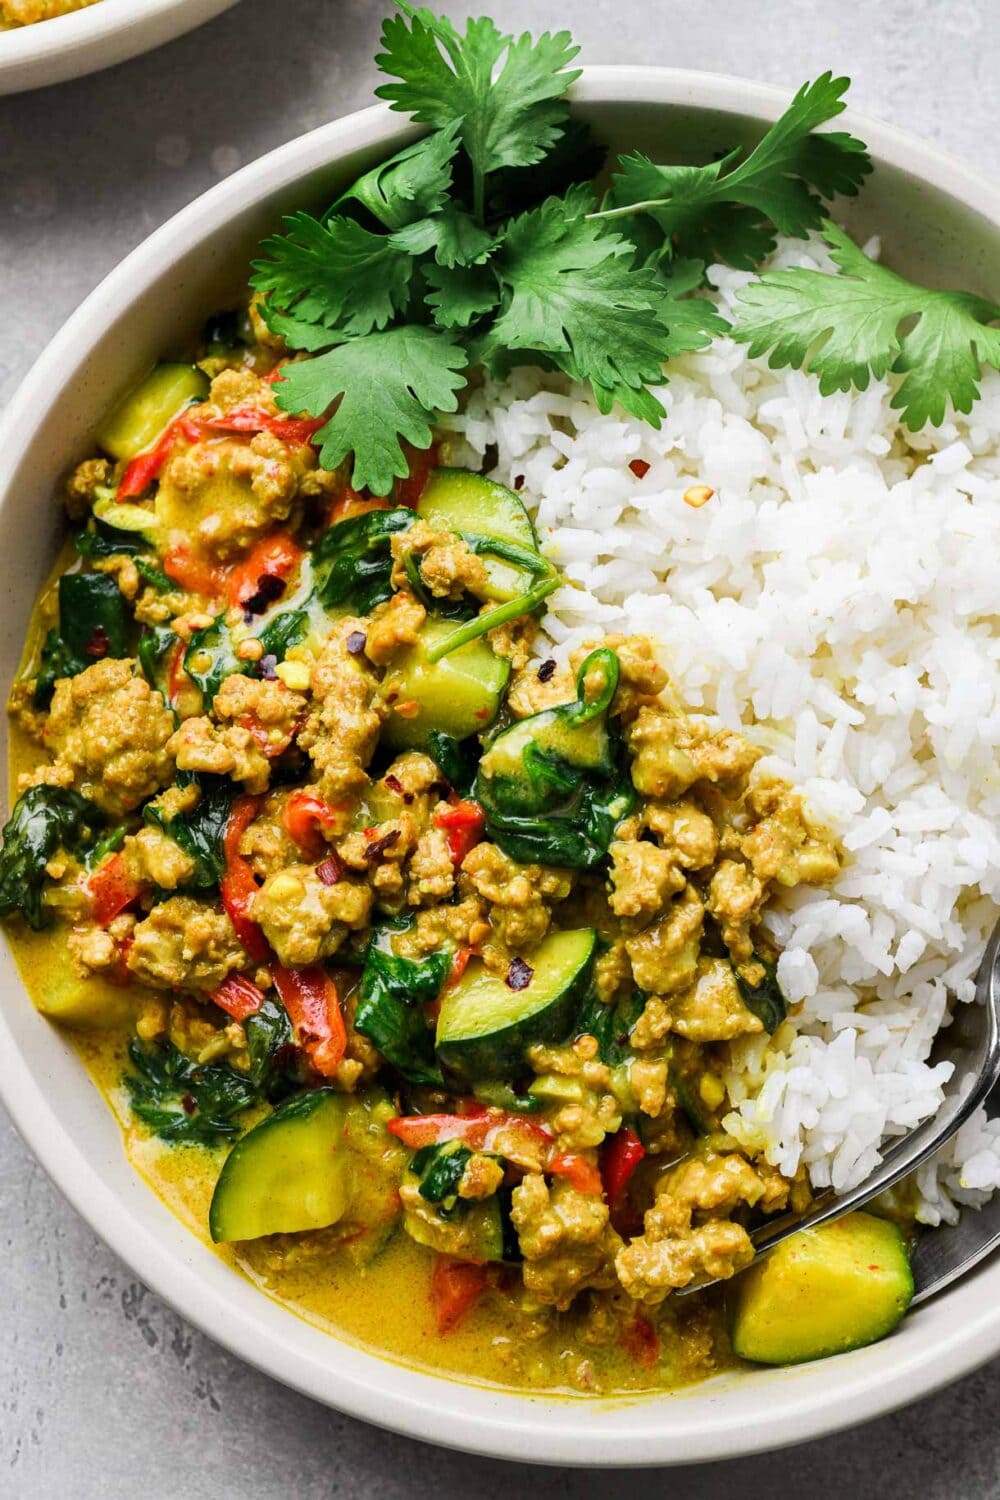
[1,0,998,1494]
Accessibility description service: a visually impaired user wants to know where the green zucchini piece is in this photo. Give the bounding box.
[417,468,541,601]
[96,363,209,462]
[404,1195,505,1262]
[436,927,597,1080]
[381,617,510,750]
[209,1090,349,1243]
[731,1211,913,1365]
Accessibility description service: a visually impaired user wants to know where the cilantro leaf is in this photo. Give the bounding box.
[390,203,497,266]
[731,221,1000,429]
[334,121,461,229]
[602,74,871,269]
[425,262,500,328]
[480,186,724,416]
[251,211,414,336]
[272,326,467,493]
[375,4,579,218]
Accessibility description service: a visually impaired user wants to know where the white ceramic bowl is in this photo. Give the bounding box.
[1,70,998,1466]
[0,0,240,95]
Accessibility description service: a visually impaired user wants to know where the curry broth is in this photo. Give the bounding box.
[9,709,732,1395]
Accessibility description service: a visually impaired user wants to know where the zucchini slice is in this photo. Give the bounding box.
[731,1212,913,1365]
[381,617,510,750]
[417,468,542,601]
[436,927,597,1080]
[209,1090,349,1243]
[96,363,209,462]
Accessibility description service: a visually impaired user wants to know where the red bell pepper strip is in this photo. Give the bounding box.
[220,796,270,962]
[87,852,143,927]
[212,974,266,1022]
[601,1126,646,1207]
[430,1255,488,1333]
[225,530,303,608]
[393,441,438,510]
[387,1107,551,1156]
[271,963,347,1077]
[445,946,473,988]
[434,800,485,866]
[281,789,343,857]
[162,544,226,598]
[116,414,202,499]
[547,1150,603,1196]
[198,407,325,447]
[387,1109,490,1150]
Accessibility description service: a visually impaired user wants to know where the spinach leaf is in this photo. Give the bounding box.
[86,825,126,871]
[35,573,130,708]
[138,624,177,692]
[575,985,644,1066]
[144,774,234,891]
[76,520,171,590]
[244,995,309,1102]
[311,508,413,615]
[354,935,451,1086]
[735,955,786,1033]
[426,730,478,796]
[125,1038,258,1145]
[75,519,149,561]
[183,614,248,700]
[476,648,634,869]
[135,557,173,592]
[257,607,309,660]
[412,1140,473,1212]
[480,762,634,868]
[0,786,103,929]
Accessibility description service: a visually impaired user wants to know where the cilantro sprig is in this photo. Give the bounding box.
[598,74,871,271]
[250,4,895,493]
[731,222,1000,429]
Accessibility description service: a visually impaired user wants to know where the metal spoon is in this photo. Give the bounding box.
[686,920,1000,1290]
[910,1074,1000,1305]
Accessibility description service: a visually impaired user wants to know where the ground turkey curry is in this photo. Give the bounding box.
[2,303,912,1395]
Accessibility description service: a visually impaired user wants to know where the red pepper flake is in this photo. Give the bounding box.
[513,474,525,491]
[629,459,650,479]
[316,855,343,886]
[242,572,286,620]
[383,774,404,795]
[346,630,367,656]
[536,658,556,682]
[85,626,110,659]
[181,1093,197,1116]
[506,957,534,991]
[365,829,400,863]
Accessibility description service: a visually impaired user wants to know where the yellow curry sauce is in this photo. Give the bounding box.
[2,308,848,1396]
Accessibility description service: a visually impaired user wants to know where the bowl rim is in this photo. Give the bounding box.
[0,0,240,90]
[1,65,1000,1466]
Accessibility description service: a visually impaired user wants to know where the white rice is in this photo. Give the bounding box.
[444,232,1000,1224]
